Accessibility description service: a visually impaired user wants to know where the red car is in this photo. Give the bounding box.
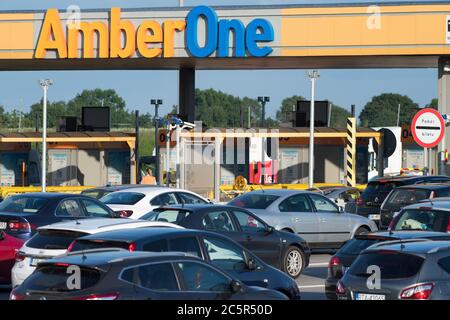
[0,231,24,287]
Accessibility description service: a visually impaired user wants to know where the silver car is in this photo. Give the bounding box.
[228,190,378,250]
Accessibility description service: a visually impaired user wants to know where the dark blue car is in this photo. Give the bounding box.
[0,193,118,241]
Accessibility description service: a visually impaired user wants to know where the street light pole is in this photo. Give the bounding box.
[307,70,319,189]
[151,99,163,185]
[39,79,53,192]
[258,96,270,184]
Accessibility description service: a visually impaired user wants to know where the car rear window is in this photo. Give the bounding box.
[27,230,88,250]
[23,265,101,292]
[393,209,450,232]
[386,189,431,206]
[0,196,48,214]
[349,252,425,279]
[142,209,191,224]
[364,181,403,195]
[229,194,279,209]
[339,238,382,256]
[438,256,450,274]
[100,192,145,205]
[71,239,130,252]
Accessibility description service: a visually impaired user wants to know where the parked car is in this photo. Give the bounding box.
[308,186,361,210]
[11,250,288,300]
[389,199,450,232]
[228,190,377,250]
[100,187,211,219]
[336,240,450,300]
[325,230,450,299]
[0,193,120,242]
[380,184,450,229]
[142,204,310,278]
[69,228,301,299]
[11,218,181,287]
[348,175,450,222]
[81,185,151,199]
[0,231,24,288]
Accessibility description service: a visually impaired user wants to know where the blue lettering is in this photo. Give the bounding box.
[186,6,218,58]
[245,19,274,57]
[218,19,246,57]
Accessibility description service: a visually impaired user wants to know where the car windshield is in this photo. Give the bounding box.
[393,209,450,232]
[386,189,431,206]
[229,194,279,209]
[100,192,145,205]
[364,181,404,195]
[0,196,48,214]
[339,238,382,255]
[349,251,424,279]
[142,209,191,224]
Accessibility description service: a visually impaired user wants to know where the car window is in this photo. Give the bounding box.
[150,193,178,206]
[144,209,191,224]
[386,189,430,206]
[177,261,231,292]
[364,181,403,194]
[203,236,247,272]
[339,238,381,255]
[394,209,450,232]
[81,199,111,217]
[278,194,312,212]
[169,236,202,258]
[229,193,279,209]
[143,239,168,252]
[55,199,85,217]
[0,195,48,214]
[123,263,179,291]
[232,210,266,232]
[309,194,339,213]
[438,256,450,274]
[101,192,145,205]
[202,210,236,232]
[436,189,450,197]
[26,230,87,250]
[178,192,207,204]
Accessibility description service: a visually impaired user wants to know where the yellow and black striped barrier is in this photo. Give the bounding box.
[346,117,357,187]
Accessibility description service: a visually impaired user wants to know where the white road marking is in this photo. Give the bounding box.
[298,285,325,289]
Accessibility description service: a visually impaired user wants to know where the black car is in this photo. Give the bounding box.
[0,193,119,241]
[349,175,450,222]
[11,249,288,300]
[141,204,310,278]
[325,230,450,300]
[380,184,450,228]
[69,228,301,299]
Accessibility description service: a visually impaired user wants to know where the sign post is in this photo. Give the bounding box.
[411,108,445,176]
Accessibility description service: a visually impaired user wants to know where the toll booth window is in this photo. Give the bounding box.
[55,200,85,217]
[0,195,48,214]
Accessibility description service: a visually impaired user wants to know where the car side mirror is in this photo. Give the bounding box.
[247,258,257,271]
[230,280,242,293]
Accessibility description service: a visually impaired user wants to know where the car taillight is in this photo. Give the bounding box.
[117,210,133,218]
[15,250,26,262]
[336,280,346,295]
[8,220,32,233]
[447,219,450,233]
[73,293,119,300]
[67,240,76,253]
[400,283,434,300]
[328,256,343,278]
[128,242,136,252]
[9,291,25,300]
[356,198,364,206]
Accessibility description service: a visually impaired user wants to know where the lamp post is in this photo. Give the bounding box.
[258,96,270,128]
[151,99,163,185]
[307,70,319,189]
[258,96,270,185]
[39,79,53,192]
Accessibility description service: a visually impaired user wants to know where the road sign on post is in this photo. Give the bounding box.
[411,108,444,148]
[346,117,357,187]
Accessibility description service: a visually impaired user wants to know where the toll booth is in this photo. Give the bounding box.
[0,132,137,187]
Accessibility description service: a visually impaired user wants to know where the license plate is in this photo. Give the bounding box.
[369,214,381,220]
[0,222,6,230]
[30,258,45,267]
[355,293,386,300]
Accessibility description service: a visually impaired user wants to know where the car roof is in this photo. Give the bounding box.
[109,186,188,194]
[403,200,450,211]
[364,240,450,255]
[7,192,80,199]
[37,218,183,233]
[371,175,450,183]
[78,227,213,243]
[241,189,312,196]
[395,183,450,190]
[155,204,240,212]
[358,230,450,241]
[83,185,164,192]
[42,250,197,269]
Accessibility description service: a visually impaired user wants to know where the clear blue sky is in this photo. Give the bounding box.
[0,0,440,119]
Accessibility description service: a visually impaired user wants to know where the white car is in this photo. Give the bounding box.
[100,186,211,219]
[11,218,182,287]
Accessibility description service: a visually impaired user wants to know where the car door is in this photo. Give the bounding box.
[277,194,320,245]
[308,194,351,248]
[228,208,281,267]
[200,235,269,289]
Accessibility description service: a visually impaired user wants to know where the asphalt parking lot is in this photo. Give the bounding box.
[0,254,331,301]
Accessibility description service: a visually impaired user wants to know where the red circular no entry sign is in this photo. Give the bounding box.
[411,108,445,148]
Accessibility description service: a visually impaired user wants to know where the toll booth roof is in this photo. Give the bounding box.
[0,131,136,143]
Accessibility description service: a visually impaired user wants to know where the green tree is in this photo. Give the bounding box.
[276,95,305,122]
[0,105,6,128]
[428,98,438,109]
[329,103,351,128]
[359,93,419,127]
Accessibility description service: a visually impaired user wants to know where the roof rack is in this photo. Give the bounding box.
[369,238,432,249]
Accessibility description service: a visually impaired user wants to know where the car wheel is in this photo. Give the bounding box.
[354,226,369,237]
[282,246,305,279]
